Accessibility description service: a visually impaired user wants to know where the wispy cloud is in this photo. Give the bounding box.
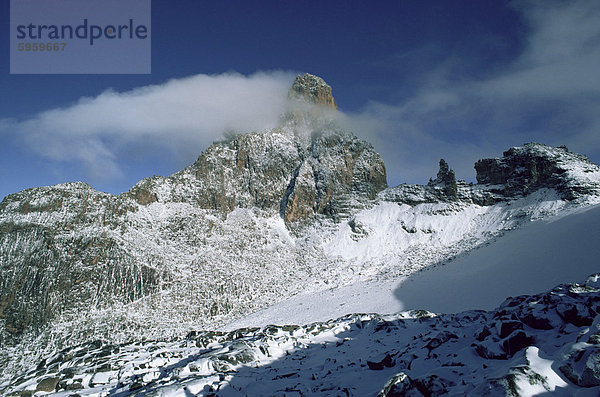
[1,71,294,180]
[345,0,600,184]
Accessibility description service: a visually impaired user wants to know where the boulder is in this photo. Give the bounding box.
[36,376,59,392]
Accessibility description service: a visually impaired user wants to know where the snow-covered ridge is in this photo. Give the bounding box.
[2,275,600,396]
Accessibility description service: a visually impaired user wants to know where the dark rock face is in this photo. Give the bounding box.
[190,130,301,214]
[281,131,387,222]
[131,185,157,205]
[428,159,458,199]
[501,330,534,357]
[162,126,387,222]
[475,143,600,199]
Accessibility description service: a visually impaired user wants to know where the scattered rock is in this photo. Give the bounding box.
[473,366,552,396]
[367,354,394,370]
[560,346,600,387]
[35,376,59,392]
[498,320,523,338]
[425,331,459,352]
[475,341,508,360]
[556,302,594,327]
[412,374,453,395]
[475,326,492,342]
[65,382,84,391]
[502,331,534,357]
[520,313,553,330]
[378,372,423,396]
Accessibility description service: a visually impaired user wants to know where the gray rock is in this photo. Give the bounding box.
[475,143,600,199]
[367,353,394,370]
[501,331,534,357]
[560,346,600,387]
[379,372,424,396]
[428,159,458,199]
[35,376,59,392]
[472,366,552,396]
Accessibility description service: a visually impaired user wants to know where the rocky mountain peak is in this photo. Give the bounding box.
[179,124,387,223]
[288,73,337,110]
[127,75,385,223]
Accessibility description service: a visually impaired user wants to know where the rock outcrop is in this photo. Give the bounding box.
[280,130,387,222]
[428,159,458,199]
[189,126,388,222]
[475,143,600,199]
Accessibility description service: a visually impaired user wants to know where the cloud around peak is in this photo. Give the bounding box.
[1,71,295,181]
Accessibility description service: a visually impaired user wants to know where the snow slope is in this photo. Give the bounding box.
[224,202,600,329]
[393,202,600,313]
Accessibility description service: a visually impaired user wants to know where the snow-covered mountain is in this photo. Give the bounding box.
[1,74,600,395]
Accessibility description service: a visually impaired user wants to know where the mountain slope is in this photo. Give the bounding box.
[224,201,600,329]
[0,75,389,378]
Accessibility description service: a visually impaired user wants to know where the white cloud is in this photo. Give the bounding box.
[480,0,600,98]
[1,71,294,180]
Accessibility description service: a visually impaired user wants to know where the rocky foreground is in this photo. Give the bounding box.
[3,275,600,396]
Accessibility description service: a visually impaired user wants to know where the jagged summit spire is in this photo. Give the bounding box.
[428,159,458,199]
[288,73,337,110]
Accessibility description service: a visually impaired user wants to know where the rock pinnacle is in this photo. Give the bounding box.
[288,73,337,110]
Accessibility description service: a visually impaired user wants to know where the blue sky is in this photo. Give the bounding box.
[1,0,600,201]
